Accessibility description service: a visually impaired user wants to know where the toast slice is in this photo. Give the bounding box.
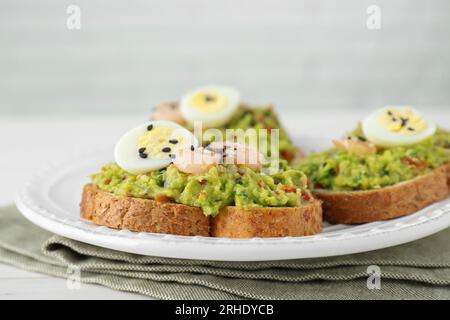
[81,184,323,238]
[211,201,322,238]
[314,163,450,224]
[81,184,210,236]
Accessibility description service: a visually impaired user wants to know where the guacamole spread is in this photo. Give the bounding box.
[218,105,297,161]
[299,128,450,191]
[92,162,311,216]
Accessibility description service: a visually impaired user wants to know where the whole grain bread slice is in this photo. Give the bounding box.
[81,184,210,236]
[314,163,450,224]
[211,201,322,238]
[81,184,323,238]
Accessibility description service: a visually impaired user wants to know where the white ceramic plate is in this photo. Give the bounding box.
[15,141,450,261]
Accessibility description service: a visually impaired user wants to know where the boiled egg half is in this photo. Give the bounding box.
[114,120,199,174]
[179,85,240,128]
[362,106,436,147]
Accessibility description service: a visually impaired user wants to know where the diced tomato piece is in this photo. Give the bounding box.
[314,182,324,189]
[155,194,173,203]
[282,185,297,193]
[302,191,312,201]
[403,156,428,169]
[281,150,295,162]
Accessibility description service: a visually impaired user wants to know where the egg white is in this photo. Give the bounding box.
[114,120,199,174]
[362,107,436,147]
[179,85,240,128]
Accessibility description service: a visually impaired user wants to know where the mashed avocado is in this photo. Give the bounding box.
[218,105,297,161]
[92,162,311,216]
[299,128,450,191]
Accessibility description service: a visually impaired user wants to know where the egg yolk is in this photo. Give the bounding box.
[190,91,228,113]
[138,127,187,160]
[379,108,428,135]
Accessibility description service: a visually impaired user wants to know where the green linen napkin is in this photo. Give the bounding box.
[0,204,449,299]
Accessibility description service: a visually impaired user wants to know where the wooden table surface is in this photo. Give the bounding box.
[1,110,448,299]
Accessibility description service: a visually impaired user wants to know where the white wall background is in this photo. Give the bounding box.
[1,0,449,115]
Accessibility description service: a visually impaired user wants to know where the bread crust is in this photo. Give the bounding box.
[80,184,210,236]
[211,201,322,238]
[315,163,450,224]
[81,184,323,238]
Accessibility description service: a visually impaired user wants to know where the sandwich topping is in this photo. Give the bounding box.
[332,136,377,156]
[379,108,427,134]
[206,141,264,171]
[94,119,312,216]
[362,106,436,147]
[92,161,312,216]
[152,102,184,124]
[208,105,298,162]
[180,85,240,128]
[299,109,449,192]
[114,120,199,175]
[172,146,221,175]
[171,141,264,175]
[189,91,229,113]
[150,85,297,162]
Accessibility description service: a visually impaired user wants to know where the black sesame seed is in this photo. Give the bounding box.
[204,95,216,102]
[169,139,178,144]
[400,117,409,127]
[357,136,367,142]
[138,147,146,154]
[147,124,153,131]
[169,154,176,159]
[407,127,415,131]
[139,153,148,159]
[162,147,171,153]
[190,145,195,151]
[392,117,397,122]
[387,110,393,116]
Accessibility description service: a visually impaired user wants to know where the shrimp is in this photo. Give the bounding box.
[332,136,377,156]
[206,141,264,171]
[172,146,220,174]
[151,102,185,124]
